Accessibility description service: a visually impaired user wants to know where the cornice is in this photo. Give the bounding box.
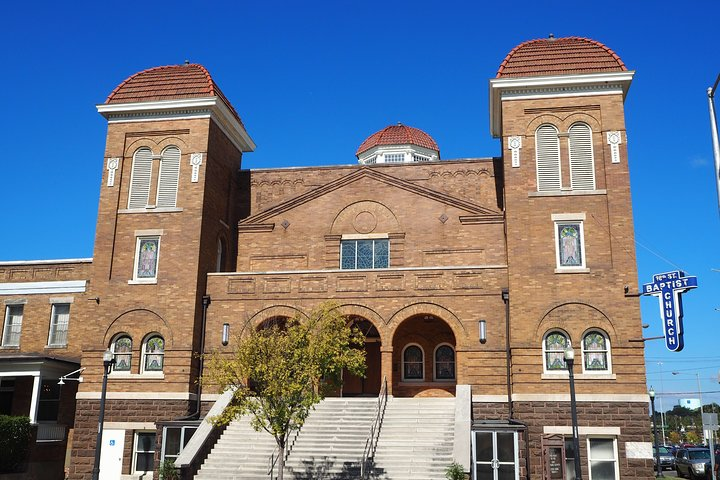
[96,97,255,153]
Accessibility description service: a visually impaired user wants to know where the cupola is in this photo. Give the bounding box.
[355,123,440,165]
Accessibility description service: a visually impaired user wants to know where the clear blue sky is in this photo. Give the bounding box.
[1,1,718,410]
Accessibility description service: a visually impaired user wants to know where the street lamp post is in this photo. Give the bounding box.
[565,345,583,480]
[92,349,116,480]
[649,388,664,477]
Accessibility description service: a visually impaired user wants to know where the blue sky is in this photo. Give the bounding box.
[1,1,718,410]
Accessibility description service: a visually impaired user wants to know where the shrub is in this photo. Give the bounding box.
[445,461,466,480]
[0,415,32,473]
[159,458,179,480]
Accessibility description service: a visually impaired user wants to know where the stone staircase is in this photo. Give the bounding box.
[371,397,456,480]
[193,396,456,480]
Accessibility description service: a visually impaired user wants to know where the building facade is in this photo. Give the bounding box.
[0,36,655,479]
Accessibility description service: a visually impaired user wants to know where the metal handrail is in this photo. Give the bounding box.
[360,376,388,479]
[267,426,301,478]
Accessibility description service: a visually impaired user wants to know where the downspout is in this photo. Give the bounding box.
[177,295,211,420]
[502,288,512,419]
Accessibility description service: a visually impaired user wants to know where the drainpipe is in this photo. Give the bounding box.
[177,295,211,420]
[502,288,512,419]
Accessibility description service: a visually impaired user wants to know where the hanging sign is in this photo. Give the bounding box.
[642,270,697,352]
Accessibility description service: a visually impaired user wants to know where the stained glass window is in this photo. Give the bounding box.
[583,331,609,371]
[544,331,568,371]
[113,335,132,371]
[135,237,160,280]
[557,223,583,267]
[434,345,455,380]
[340,239,389,269]
[403,345,424,380]
[143,335,164,372]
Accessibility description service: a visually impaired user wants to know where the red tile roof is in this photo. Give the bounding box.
[496,36,627,78]
[105,63,243,124]
[356,124,439,156]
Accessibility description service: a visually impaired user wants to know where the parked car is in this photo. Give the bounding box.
[653,445,675,470]
[675,447,711,479]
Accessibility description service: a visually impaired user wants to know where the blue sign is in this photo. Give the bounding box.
[109,439,115,446]
[642,270,697,352]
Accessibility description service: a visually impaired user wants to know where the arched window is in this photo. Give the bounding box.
[434,344,455,381]
[568,123,595,190]
[128,148,153,209]
[156,146,181,208]
[142,335,165,373]
[402,344,424,381]
[112,335,133,372]
[535,124,561,191]
[543,331,569,372]
[582,330,611,372]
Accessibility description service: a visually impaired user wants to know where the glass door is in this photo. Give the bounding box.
[472,430,519,480]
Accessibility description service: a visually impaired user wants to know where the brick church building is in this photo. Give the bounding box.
[0,36,655,479]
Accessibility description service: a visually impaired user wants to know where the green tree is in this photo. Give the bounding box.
[204,302,366,480]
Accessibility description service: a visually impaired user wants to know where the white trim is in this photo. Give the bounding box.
[489,71,635,138]
[401,343,425,382]
[209,264,509,277]
[76,391,196,400]
[140,333,165,374]
[587,436,620,480]
[340,233,389,240]
[528,189,607,197]
[471,395,510,403]
[551,212,586,221]
[581,329,612,374]
[543,426,621,435]
[105,422,156,430]
[118,207,183,214]
[132,430,156,475]
[134,229,164,236]
[0,280,86,295]
[97,97,255,153]
[48,297,74,304]
[132,236,161,283]
[554,219,586,270]
[541,372,617,380]
[511,393,649,402]
[542,330,570,374]
[0,258,92,266]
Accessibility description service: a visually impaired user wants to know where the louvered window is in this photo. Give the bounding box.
[156,146,181,208]
[128,148,153,209]
[535,124,561,191]
[568,123,595,190]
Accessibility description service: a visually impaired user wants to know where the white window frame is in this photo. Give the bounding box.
[587,436,619,480]
[128,147,154,209]
[340,238,390,270]
[141,334,165,374]
[471,430,520,480]
[433,343,456,381]
[131,233,162,284]
[156,146,181,208]
[161,425,198,462]
[2,304,24,347]
[552,213,587,272]
[48,303,70,347]
[132,431,157,475]
[111,334,133,372]
[401,343,424,382]
[535,124,562,192]
[542,330,570,374]
[384,152,405,163]
[568,122,596,191]
[581,330,612,374]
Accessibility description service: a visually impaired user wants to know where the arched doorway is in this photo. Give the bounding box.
[391,314,456,397]
[342,318,382,396]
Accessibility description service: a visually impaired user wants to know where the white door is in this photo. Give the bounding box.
[472,430,519,480]
[99,429,125,480]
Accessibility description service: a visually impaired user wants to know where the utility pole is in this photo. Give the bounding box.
[708,74,720,216]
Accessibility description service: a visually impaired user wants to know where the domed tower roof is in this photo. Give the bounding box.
[496,36,627,78]
[98,63,254,152]
[355,124,440,165]
[356,124,439,156]
[105,63,244,126]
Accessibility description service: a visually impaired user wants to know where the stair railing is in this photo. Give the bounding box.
[360,376,388,479]
[267,425,301,478]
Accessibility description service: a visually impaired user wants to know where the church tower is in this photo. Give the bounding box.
[69,64,254,479]
[490,37,650,477]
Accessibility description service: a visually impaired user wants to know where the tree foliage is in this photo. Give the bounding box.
[203,302,366,479]
[0,415,32,473]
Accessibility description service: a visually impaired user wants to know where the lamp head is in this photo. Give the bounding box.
[57,378,65,385]
[649,387,655,398]
[564,345,575,362]
[103,348,116,367]
[478,320,487,344]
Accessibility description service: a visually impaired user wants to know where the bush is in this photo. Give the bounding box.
[445,461,466,480]
[159,459,179,480]
[0,415,32,473]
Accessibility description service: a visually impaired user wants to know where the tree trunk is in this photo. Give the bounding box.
[277,439,286,480]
